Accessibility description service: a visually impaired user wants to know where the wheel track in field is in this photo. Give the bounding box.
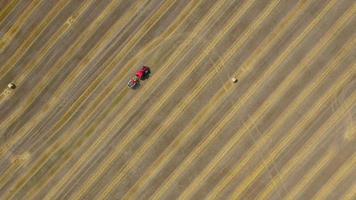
[0,0,20,25]
[0,0,139,196]
[312,154,356,200]
[0,0,97,178]
[229,59,355,200]
[206,14,354,198]
[10,0,176,158]
[0,0,42,53]
[149,0,342,198]
[0,0,70,80]
[3,0,205,197]
[251,23,355,200]
[122,0,316,197]
[1,0,177,197]
[17,2,203,192]
[340,182,356,200]
[65,0,262,198]
[97,0,290,199]
[284,148,338,200]
[0,0,96,125]
[227,71,355,199]
[21,0,182,198]
[40,1,237,199]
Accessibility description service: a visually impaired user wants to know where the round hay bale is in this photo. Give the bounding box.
[231,77,238,83]
[8,83,16,89]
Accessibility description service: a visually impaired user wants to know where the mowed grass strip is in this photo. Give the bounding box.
[226,10,354,198]
[2,0,169,153]
[210,40,353,200]
[0,0,134,196]
[0,0,42,53]
[23,2,207,196]
[229,63,355,199]
[101,0,274,197]
[24,0,180,198]
[18,0,177,158]
[184,1,349,199]
[33,0,231,198]
[228,73,355,200]
[78,0,264,198]
[340,182,356,200]
[284,149,338,200]
[313,154,356,200]
[125,0,314,197]
[103,2,290,198]
[37,0,205,156]
[253,26,355,200]
[13,0,209,198]
[0,0,20,25]
[4,0,175,198]
[0,0,96,131]
[0,0,96,176]
[150,0,339,199]
[66,2,214,200]
[0,159,22,190]
[0,3,107,190]
[43,1,235,199]
[0,0,70,80]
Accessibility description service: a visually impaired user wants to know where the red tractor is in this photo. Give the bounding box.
[128,66,151,88]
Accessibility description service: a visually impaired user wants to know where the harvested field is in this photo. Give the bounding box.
[0,0,355,199]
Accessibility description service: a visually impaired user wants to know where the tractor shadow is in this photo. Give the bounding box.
[141,73,151,81]
[131,81,141,90]
[133,73,150,89]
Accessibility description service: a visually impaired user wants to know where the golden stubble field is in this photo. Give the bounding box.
[0,0,355,199]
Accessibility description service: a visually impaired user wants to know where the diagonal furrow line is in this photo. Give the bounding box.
[0,0,141,149]
[0,0,95,161]
[187,5,354,199]
[254,25,355,200]
[0,0,93,107]
[0,160,21,189]
[24,0,179,198]
[99,1,279,198]
[8,0,205,198]
[0,0,71,80]
[124,0,316,197]
[16,0,175,158]
[57,1,209,198]
[38,1,230,199]
[0,88,12,103]
[0,0,20,25]
[208,34,354,199]
[53,1,239,198]
[153,0,342,199]
[19,2,205,197]
[341,182,356,200]
[241,94,355,200]
[0,0,138,196]
[256,53,355,200]
[313,154,356,200]
[5,0,175,198]
[93,0,268,198]
[284,149,338,200]
[229,67,355,199]
[0,0,171,152]
[49,0,202,140]
[0,0,42,53]
[39,0,205,154]
[229,73,355,200]
[0,0,111,185]
[0,0,95,124]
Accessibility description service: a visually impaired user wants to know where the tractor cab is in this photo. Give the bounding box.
[128,66,151,88]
